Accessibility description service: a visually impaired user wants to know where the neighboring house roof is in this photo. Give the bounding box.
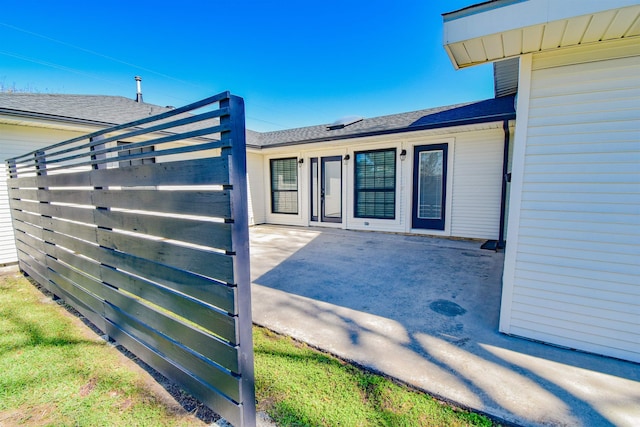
[0,93,265,145]
[0,92,516,149]
[0,93,173,126]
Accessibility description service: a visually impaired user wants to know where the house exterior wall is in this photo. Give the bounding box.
[500,40,640,362]
[0,123,86,265]
[259,124,509,240]
[449,127,506,239]
[246,151,265,225]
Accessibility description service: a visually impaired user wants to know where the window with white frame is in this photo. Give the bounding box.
[270,157,298,214]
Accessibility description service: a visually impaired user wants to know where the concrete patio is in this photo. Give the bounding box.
[250,225,640,427]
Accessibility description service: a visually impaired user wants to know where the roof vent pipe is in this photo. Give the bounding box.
[135,76,143,103]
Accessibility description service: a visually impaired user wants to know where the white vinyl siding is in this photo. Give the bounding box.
[260,126,506,239]
[451,128,506,239]
[0,124,85,265]
[503,53,640,362]
[246,152,265,225]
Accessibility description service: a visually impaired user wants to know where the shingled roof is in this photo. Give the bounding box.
[0,93,515,148]
[253,95,516,147]
[0,93,172,126]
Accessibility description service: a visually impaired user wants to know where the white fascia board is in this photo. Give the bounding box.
[0,113,105,133]
[443,0,640,45]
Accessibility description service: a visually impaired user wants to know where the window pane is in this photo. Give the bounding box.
[118,141,155,167]
[271,158,298,214]
[417,150,443,219]
[271,158,297,191]
[354,149,396,219]
[323,159,342,219]
[273,191,298,214]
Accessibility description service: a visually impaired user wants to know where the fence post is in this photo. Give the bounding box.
[34,150,59,298]
[90,135,114,339]
[220,95,256,427]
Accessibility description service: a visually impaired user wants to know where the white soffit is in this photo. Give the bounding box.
[443,0,640,68]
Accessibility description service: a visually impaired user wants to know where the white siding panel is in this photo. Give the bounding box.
[511,299,638,338]
[508,322,638,363]
[514,284,638,319]
[518,216,639,239]
[529,86,640,110]
[509,313,638,353]
[504,53,640,362]
[0,124,84,264]
[514,270,637,302]
[246,152,265,225]
[525,136,640,156]
[515,250,635,277]
[450,129,505,239]
[516,236,639,264]
[531,57,639,91]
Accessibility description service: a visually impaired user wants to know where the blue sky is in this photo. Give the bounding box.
[0,0,491,132]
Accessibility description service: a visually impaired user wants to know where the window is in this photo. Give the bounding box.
[118,141,155,167]
[354,149,396,219]
[270,158,298,214]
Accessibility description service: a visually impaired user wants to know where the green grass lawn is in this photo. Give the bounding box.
[0,271,494,426]
[254,327,492,427]
[0,272,206,427]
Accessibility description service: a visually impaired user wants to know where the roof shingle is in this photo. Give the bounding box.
[0,93,516,148]
[0,93,172,125]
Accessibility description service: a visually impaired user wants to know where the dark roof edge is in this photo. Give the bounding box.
[257,112,516,149]
[0,108,116,128]
[443,0,526,21]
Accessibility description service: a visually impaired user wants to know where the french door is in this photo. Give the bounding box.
[412,144,448,230]
[310,156,342,223]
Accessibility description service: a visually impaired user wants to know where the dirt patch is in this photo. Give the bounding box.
[79,377,97,397]
[0,404,63,426]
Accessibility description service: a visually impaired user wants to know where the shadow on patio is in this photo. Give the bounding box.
[249,225,640,427]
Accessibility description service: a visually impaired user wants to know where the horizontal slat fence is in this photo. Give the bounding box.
[5,92,255,427]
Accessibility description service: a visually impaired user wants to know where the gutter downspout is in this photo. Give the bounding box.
[498,119,511,249]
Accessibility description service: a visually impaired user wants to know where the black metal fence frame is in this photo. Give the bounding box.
[5,92,256,427]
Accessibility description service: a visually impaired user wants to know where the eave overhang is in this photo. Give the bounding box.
[0,108,116,130]
[443,0,640,69]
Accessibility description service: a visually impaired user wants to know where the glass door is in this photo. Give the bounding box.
[321,156,342,223]
[412,144,447,230]
[310,156,342,224]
